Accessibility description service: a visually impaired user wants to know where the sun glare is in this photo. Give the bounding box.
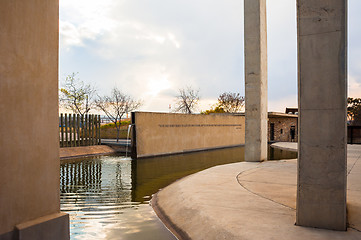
[147,76,172,96]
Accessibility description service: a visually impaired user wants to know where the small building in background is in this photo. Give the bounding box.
[268,112,298,142]
[285,107,298,115]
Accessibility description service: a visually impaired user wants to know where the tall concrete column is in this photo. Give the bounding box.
[296,1,347,230]
[244,0,268,162]
[0,0,69,239]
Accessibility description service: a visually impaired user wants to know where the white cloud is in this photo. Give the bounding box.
[59,0,361,113]
[59,21,97,48]
[60,0,244,106]
[198,98,218,113]
[59,0,117,48]
[167,33,181,49]
[349,75,361,98]
[268,95,297,113]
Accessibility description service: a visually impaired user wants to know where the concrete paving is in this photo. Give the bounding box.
[101,139,130,146]
[152,143,361,239]
[60,145,116,160]
[101,139,131,153]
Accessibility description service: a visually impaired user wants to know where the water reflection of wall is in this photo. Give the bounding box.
[132,147,245,202]
[268,147,297,160]
[132,146,298,202]
[60,147,297,207]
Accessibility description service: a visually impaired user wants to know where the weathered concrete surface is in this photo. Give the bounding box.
[60,145,117,160]
[297,0,347,230]
[244,0,268,162]
[153,144,361,239]
[133,112,245,158]
[16,213,69,240]
[0,0,69,239]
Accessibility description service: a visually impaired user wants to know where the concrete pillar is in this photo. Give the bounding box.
[296,0,347,231]
[0,0,70,239]
[244,0,268,162]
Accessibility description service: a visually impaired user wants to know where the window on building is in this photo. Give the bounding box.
[270,123,275,141]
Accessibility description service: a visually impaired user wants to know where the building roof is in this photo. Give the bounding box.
[268,112,298,118]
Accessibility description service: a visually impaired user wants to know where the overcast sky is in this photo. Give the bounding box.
[59,0,361,113]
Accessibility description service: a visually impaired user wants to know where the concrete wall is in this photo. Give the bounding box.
[0,1,69,239]
[132,112,245,158]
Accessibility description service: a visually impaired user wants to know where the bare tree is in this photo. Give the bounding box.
[217,92,245,113]
[59,73,96,116]
[96,87,142,142]
[174,86,200,114]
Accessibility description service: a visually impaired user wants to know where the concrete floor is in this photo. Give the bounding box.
[59,145,116,160]
[152,143,361,240]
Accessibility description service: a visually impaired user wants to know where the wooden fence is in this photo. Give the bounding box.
[59,113,101,147]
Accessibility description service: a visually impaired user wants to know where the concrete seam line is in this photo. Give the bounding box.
[236,165,296,211]
[347,154,361,176]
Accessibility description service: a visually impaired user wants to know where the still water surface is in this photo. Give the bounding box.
[60,146,296,239]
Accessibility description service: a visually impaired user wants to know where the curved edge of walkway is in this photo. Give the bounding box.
[270,142,298,152]
[152,148,361,239]
[152,193,192,240]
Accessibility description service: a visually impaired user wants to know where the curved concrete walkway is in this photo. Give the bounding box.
[152,143,361,239]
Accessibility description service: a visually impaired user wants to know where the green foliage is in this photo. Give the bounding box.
[59,73,96,116]
[348,97,361,125]
[100,120,131,129]
[201,106,225,115]
[201,92,245,115]
[100,128,129,139]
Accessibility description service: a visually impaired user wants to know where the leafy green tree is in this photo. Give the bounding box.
[348,97,361,125]
[59,73,96,117]
[96,87,142,142]
[201,106,225,115]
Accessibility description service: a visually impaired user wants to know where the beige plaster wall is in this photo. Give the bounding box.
[0,0,61,236]
[133,112,245,158]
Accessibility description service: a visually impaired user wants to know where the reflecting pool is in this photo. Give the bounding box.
[60,146,296,239]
